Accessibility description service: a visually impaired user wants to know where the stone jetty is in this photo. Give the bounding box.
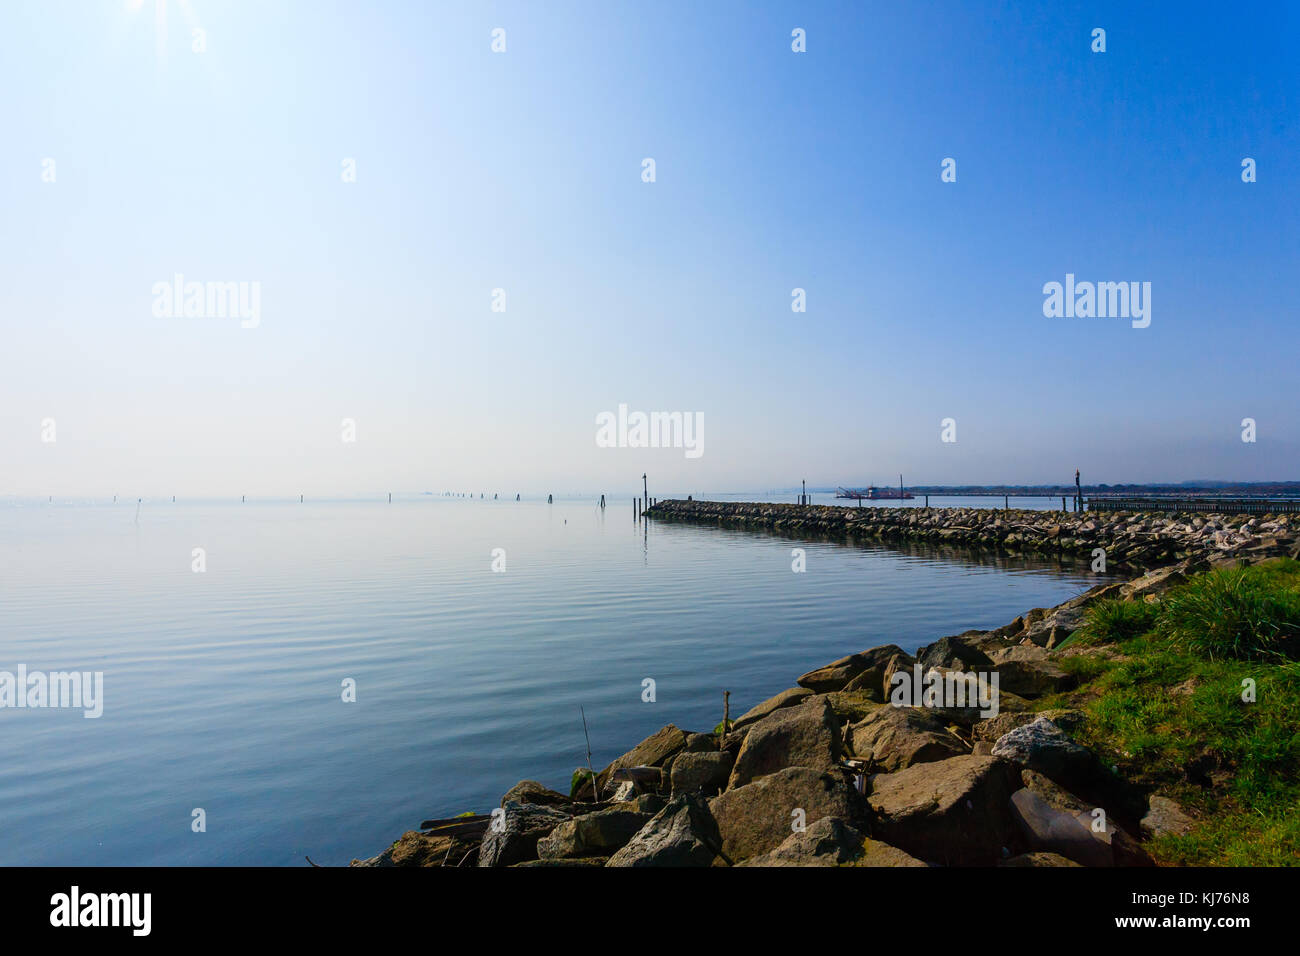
[353,504,1299,868]
[645,499,1300,571]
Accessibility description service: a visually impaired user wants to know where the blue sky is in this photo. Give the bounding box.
[1,0,1296,497]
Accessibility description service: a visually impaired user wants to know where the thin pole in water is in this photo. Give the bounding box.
[580,706,599,804]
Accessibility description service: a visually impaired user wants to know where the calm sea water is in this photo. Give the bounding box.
[1,495,1104,866]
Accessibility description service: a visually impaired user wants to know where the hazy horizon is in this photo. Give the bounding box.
[3,0,1296,497]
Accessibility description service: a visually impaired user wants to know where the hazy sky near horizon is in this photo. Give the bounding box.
[1,0,1296,498]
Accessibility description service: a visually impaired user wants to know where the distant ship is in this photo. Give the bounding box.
[836,486,914,500]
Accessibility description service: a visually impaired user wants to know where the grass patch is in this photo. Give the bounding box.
[1071,598,1160,646]
[1157,562,1300,662]
[1059,563,1300,864]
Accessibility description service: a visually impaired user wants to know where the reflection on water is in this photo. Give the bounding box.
[0,497,1110,865]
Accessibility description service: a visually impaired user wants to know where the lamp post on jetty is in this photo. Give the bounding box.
[642,474,648,515]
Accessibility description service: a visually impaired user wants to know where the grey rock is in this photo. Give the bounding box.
[536,805,653,860]
[710,767,861,863]
[477,801,572,868]
[670,751,735,797]
[606,793,722,867]
[738,816,866,867]
[1140,795,1195,839]
[727,697,841,789]
[866,755,1021,866]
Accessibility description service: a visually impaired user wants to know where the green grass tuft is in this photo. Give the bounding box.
[1156,562,1300,662]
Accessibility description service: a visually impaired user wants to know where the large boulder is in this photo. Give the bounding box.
[733,687,814,729]
[710,767,862,863]
[1019,770,1153,866]
[477,802,572,868]
[866,755,1021,865]
[842,645,912,699]
[990,656,1076,698]
[727,697,842,789]
[803,691,885,724]
[670,751,735,796]
[536,805,653,860]
[1009,788,1111,867]
[916,635,994,672]
[797,654,869,693]
[846,706,969,771]
[592,725,687,796]
[500,780,571,808]
[991,717,1098,789]
[606,793,722,867]
[796,645,904,694]
[738,817,866,866]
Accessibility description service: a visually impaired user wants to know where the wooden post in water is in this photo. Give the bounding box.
[600,495,605,508]
[721,691,730,750]
[642,474,648,513]
[548,494,553,504]
[1075,470,1082,513]
[1004,495,1008,511]
[924,495,929,508]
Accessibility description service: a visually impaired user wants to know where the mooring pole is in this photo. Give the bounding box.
[1075,469,1082,513]
[642,474,648,513]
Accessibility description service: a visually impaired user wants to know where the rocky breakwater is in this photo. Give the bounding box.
[645,499,1300,571]
[353,551,1239,868]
